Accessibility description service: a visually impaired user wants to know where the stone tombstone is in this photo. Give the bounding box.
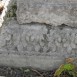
[17,0,77,26]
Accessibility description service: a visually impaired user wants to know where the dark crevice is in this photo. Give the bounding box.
[46,25,52,34]
[42,34,49,44]
[21,22,52,26]
[39,48,43,53]
[21,22,77,34]
[58,23,77,29]
[58,23,68,30]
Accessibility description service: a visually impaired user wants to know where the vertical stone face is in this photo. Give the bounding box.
[0,19,77,70]
[0,0,77,70]
[17,0,77,26]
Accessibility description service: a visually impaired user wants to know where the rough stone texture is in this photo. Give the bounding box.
[17,0,77,26]
[0,0,77,70]
[0,19,77,70]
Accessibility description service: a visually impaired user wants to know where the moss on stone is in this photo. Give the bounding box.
[6,3,17,17]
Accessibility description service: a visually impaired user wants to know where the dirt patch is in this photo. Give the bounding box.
[0,66,76,77]
[0,66,56,77]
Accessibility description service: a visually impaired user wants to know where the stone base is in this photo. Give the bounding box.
[0,54,64,70]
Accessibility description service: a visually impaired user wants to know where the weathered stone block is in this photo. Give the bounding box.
[0,19,77,70]
[17,0,77,26]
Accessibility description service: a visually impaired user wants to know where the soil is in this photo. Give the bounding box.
[0,66,56,77]
[0,66,76,77]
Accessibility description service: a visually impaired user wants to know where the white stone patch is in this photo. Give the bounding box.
[0,0,11,27]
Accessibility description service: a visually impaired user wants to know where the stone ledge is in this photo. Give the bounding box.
[17,0,77,27]
[0,54,64,70]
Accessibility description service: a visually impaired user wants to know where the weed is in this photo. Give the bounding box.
[54,58,77,77]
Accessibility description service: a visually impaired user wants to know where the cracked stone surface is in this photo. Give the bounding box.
[17,0,77,26]
[0,19,77,70]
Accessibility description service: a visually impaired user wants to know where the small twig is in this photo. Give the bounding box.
[31,68,44,77]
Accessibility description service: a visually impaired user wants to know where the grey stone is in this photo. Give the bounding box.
[0,19,77,70]
[17,0,77,27]
[75,36,77,44]
[35,45,40,52]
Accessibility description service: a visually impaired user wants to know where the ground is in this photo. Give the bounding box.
[0,66,76,77]
[0,66,56,77]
